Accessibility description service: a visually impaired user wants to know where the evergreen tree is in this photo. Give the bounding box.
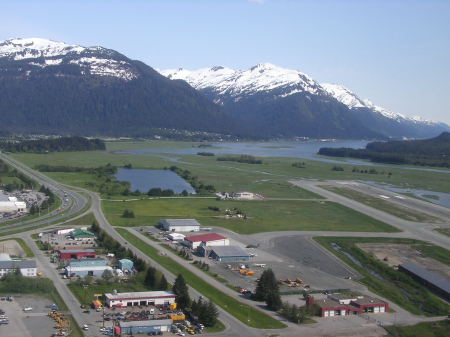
[145,267,157,288]
[266,290,282,311]
[172,274,191,309]
[158,274,169,290]
[201,300,219,327]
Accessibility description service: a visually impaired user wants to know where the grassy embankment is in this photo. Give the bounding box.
[384,320,449,337]
[103,198,398,233]
[0,237,34,257]
[321,185,442,223]
[116,228,286,329]
[314,237,450,316]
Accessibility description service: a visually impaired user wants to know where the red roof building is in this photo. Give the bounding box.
[57,249,96,260]
[313,294,389,317]
[184,233,229,249]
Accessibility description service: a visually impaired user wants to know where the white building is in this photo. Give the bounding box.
[0,259,37,277]
[159,219,200,232]
[231,191,256,200]
[54,228,75,235]
[0,193,27,213]
[105,291,177,308]
[168,233,185,241]
[184,233,229,249]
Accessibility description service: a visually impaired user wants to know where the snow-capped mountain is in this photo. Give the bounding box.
[161,63,326,102]
[0,38,231,137]
[0,38,138,81]
[161,64,449,138]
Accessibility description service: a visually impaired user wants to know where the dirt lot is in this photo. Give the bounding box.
[357,243,450,280]
[0,240,26,258]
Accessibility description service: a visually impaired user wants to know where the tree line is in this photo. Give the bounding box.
[216,155,263,164]
[318,132,450,168]
[0,136,105,153]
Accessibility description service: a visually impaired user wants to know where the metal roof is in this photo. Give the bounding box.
[57,249,96,254]
[105,291,176,300]
[160,219,200,227]
[119,319,172,328]
[0,260,36,269]
[210,245,249,257]
[185,233,226,242]
[64,266,112,271]
[399,263,450,294]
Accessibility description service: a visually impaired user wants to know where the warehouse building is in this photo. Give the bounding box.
[168,233,185,241]
[209,246,250,262]
[184,233,229,249]
[68,258,107,268]
[0,258,37,277]
[399,262,450,301]
[65,265,113,278]
[105,291,176,308]
[310,294,389,317]
[57,249,96,260]
[118,319,172,335]
[160,219,201,232]
[0,193,27,213]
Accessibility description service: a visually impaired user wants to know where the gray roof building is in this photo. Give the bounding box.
[209,245,250,261]
[0,260,36,269]
[399,262,450,300]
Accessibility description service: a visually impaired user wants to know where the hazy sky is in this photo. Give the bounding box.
[1,0,449,123]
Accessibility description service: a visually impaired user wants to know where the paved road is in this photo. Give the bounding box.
[290,180,450,249]
[0,153,89,234]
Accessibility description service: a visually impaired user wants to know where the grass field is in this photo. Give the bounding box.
[384,320,449,337]
[314,237,450,316]
[116,228,286,329]
[67,272,151,306]
[103,198,398,233]
[9,140,450,197]
[321,185,442,223]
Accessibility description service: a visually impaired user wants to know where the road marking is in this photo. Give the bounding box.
[394,195,405,199]
[378,195,390,199]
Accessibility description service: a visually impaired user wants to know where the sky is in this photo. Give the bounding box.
[1,0,450,123]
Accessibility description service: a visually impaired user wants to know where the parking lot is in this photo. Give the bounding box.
[0,295,56,337]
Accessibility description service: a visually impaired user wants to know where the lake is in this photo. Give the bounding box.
[114,168,196,194]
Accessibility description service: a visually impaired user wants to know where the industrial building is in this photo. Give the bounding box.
[0,256,37,277]
[57,249,96,260]
[184,233,229,249]
[117,319,172,335]
[69,228,95,240]
[118,258,134,272]
[310,294,389,317]
[65,265,113,278]
[208,246,250,262]
[68,258,106,268]
[105,291,177,308]
[399,262,450,301]
[0,193,27,213]
[159,219,201,232]
[54,228,75,235]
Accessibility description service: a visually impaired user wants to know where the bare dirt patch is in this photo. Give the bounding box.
[357,243,450,280]
[0,239,26,257]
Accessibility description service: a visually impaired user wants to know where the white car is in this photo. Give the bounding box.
[82,324,89,330]
[23,307,32,312]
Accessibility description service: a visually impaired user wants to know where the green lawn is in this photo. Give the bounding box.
[116,228,286,329]
[67,273,152,306]
[320,185,442,223]
[384,320,450,337]
[0,237,34,257]
[103,198,398,233]
[314,237,450,316]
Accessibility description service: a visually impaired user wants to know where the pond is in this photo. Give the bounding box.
[114,168,196,194]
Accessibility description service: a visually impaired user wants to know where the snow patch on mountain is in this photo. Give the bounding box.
[160,63,324,101]
[0,38,138,81]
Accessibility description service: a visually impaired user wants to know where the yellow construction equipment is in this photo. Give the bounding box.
[169,302,177,310]
[239,269,255,276]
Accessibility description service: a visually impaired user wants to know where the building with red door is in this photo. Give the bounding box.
[310,294,389,317]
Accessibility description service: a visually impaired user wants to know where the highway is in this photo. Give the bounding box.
[0,153,89,234]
